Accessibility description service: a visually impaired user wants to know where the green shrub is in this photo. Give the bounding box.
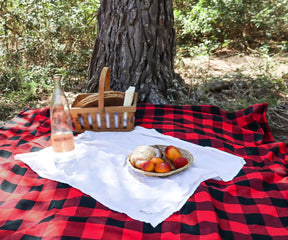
[174,0,288,55]
[0,0,100,98]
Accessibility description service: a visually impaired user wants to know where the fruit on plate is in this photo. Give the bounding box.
[164,145,182,162]
[128,145,193,176]
[173,157,189,169]
[150,157,164,165]
[155,162,172,173]
[141,160,155,172]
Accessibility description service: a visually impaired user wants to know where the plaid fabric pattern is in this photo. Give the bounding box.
[0,104,287,239]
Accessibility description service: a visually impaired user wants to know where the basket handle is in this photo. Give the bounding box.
[98,67,111,112]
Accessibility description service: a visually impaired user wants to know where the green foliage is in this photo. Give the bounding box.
[0,0,100,100]
[173,0,288,55]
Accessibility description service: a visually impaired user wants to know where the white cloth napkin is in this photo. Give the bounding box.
[14,126,245,227]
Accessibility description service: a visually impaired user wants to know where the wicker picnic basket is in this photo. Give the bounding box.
[70,67,137,133]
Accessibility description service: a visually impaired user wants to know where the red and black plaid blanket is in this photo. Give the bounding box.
[0,103,287,239]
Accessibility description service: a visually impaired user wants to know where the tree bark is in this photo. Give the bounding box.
[87,0,184,104]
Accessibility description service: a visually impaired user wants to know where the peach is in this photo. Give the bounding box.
[141,160,155,172]
[165,145,182,162]
[150,157,164,165]
[173,157,188,169]
[155,162,172,173]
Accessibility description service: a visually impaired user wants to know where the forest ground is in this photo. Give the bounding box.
[175,51,288,143]
[1,52,287,143]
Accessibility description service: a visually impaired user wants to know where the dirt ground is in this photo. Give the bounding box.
[179,54,288,80]
[1,53,287,143]
[175,53,288,143]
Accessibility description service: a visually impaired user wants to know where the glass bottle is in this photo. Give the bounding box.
[50,75,75,154]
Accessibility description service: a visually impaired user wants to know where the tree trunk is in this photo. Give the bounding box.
[87,0,184,104]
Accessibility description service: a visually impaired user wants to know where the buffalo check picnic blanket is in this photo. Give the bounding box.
[0,103,288,239]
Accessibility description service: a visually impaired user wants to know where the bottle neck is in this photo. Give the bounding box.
[51,75,68,106]
[53,76,62,91]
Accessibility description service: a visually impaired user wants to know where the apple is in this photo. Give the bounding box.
[165,145,182,162]
[150,157,164,165]
[173,157,188,169]
[141,160,155,172]
[155,162,172,173]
